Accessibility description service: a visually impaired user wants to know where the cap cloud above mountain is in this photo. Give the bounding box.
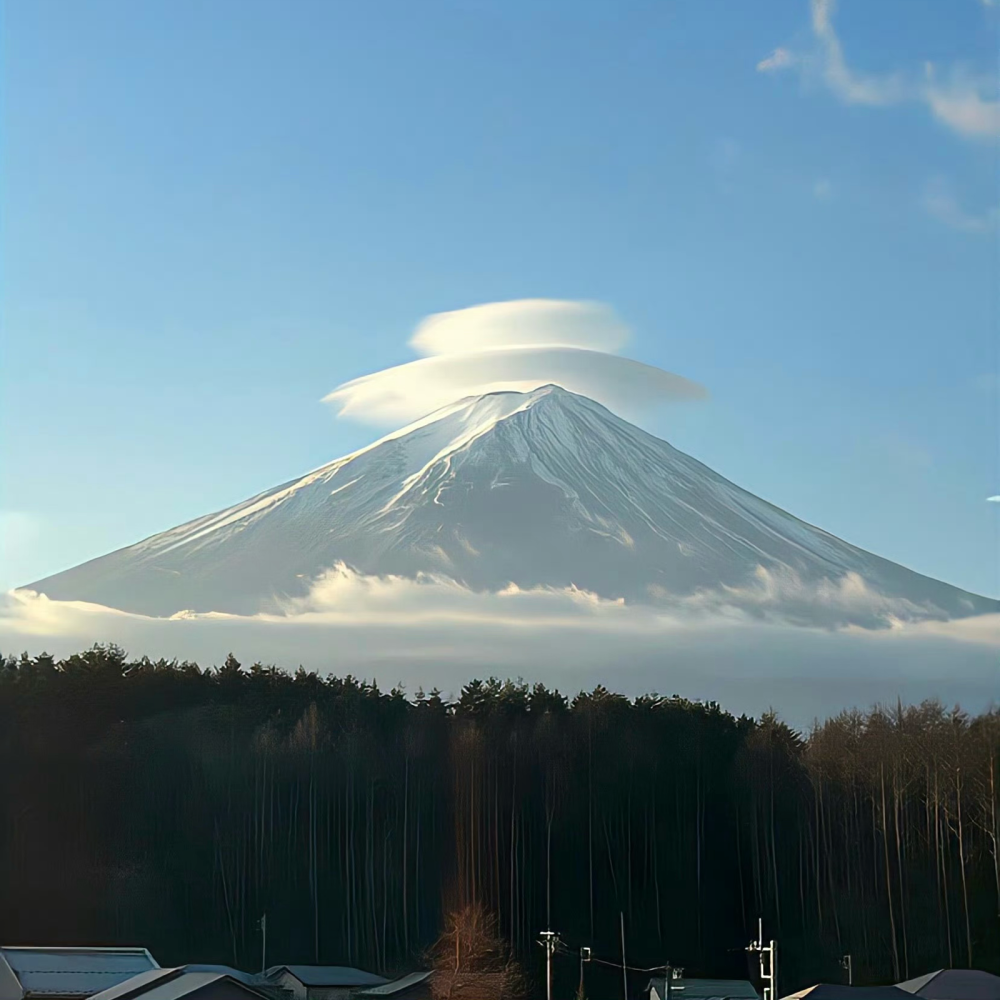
[323,299,707,425]
[410,299,631,355]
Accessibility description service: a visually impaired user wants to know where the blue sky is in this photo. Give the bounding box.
[2,0,998,597]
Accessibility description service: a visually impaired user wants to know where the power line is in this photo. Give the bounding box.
[553,939,673,974]
[552,931,679,980]
[590,958,674,974]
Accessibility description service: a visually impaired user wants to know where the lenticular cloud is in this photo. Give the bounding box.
[323,299,707,425]
[411,299,631,355]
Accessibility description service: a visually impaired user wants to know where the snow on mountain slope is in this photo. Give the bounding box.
[24,386,999,620]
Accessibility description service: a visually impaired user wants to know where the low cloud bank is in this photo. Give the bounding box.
[5,566,997,727]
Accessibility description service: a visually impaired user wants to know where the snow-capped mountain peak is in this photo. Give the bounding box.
[24,387,999,622]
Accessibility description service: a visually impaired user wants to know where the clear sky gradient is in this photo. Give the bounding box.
[2,0,998,597]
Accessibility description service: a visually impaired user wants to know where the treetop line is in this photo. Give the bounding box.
[1,645,997,993]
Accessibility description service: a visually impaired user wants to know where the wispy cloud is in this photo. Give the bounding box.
[872,431,933,471]
[324,300,707,426]
[708,137,743,195]
[923,64,1000,139]
[758,0,1000,141]
[813,178,833,200]
[757,47,795,73]
[711,137,741,168]
[922,177,1000,234]
[810,0,907,106]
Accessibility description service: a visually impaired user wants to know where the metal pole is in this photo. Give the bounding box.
[747,918,777,1000]
[578,947,591,1000]
[769,939,777,1000]
[620,913,628,1000]
[538,931,558,1000]
[548,935,553,1000]
[260,913,267,975]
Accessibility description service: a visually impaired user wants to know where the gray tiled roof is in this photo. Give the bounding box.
[0,948,159,999]
[178,971,258,990]
[88,971,264,1000]
[897,972,1000,1000]
[265,969,387,989]
[356,973,433,998]
[85,965,288,1000]
[74,969,170,1000]
[782,987,911,1000]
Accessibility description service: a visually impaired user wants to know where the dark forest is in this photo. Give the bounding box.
[1,646,997,995]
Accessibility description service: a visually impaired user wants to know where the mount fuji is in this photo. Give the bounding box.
[24,385,998,622]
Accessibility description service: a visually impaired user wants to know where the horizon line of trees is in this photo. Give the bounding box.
[0,645,998,996]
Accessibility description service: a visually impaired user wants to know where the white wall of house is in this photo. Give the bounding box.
[307,988,357,1000]
[271,973,305,1000]
[269,974,359,1000]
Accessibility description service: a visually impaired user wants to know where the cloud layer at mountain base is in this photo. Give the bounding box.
[324,300,707,425]
[5,567,997,727]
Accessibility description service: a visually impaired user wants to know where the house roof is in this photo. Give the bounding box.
[79,970,171,1000]
[356,973,433,998]
[899,979,941,998]
[647,980,760,1000]
[88,970,266,1000]
[897,973,1000,1000]
[85,968,268,1000]
[0,948,159,1000]
[178,972,259,990]
[265,970,388,989]
[781,987,911,1000]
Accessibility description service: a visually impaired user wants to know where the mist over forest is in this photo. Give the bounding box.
[1,645,998,995]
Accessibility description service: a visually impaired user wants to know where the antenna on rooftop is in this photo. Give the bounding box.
[747,918,778,1000]
[839,955,852,987]
[664,963,685,1000]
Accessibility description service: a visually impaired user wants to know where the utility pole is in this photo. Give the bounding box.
[747,918,778,1000]
[538,930,561,1000]
[620,913,628,1000]
[840,956,852,987]
[578,947,591,1000]
[259,914,267,975]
